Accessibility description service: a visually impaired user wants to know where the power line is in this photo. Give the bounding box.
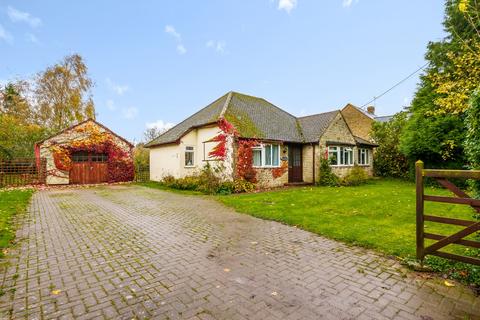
[360,62,430,109]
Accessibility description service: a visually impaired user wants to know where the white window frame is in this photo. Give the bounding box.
[184,146,195,167]
[328,146,354,166]
[252,144,281,168]
[358,148,370,165]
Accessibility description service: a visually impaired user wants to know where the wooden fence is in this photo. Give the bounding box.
[0,158,47,187]
[134,168,150,182]
[416,160,480,265]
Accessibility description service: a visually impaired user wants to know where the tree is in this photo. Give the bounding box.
[371,112,410,178]
[143,126,165,143]
[400,0,479,169]
[465,88,480,198]
[0,114,47,158]
[35,54,95,131]
[0,81,33,122]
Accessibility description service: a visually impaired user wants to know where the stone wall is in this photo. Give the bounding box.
[318,113,373,179]
[254,144,288,188]
[341,104,374,141]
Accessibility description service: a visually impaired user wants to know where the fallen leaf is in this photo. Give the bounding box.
[51,289,61,295]
[271,291,278,296]
[224,268,230,272]
[250,241,258,245]
[444,280,455,287]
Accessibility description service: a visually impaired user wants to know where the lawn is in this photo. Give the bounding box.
[0,189,34,258]
[218,179,478,259]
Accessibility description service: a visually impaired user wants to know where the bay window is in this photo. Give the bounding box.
[252,144,280,168]
[328,146,353,166]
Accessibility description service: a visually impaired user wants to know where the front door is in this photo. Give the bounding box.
[70,152,108,184]
[288,144,303,183]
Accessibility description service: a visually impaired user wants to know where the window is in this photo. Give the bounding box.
[252,144,280,168]
[185,146,195,167]
[91,153,108,162]
[328,146,353,166]
[252,147,262,167]
[358,148,369,165]
[72,151,89,163]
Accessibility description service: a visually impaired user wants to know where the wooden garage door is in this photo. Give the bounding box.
[70,152,108,184]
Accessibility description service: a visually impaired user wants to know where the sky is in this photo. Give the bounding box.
[0,0,446,143]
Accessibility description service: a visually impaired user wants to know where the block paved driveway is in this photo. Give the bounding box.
[0,185,479,320]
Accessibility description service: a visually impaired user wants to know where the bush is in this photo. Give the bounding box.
[371,112,410,179]
[341,165,370,186]
[317,158,340,186]
[233,179,256,193]
[159,165,247,195]
[465,88,480,199]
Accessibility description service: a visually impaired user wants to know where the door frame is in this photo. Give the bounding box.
[287,143,303,183]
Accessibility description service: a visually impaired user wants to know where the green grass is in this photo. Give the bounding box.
[217,179,478,259]
[135,181,204,195]
[0,189,34,258]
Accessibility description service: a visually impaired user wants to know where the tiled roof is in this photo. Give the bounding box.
[375,115,393,123]
[145,91,342,147]
[145,93,228,147]
[297,111,339,143]
[354,135,379,147]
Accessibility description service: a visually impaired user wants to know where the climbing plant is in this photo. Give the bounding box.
[49,122,134,182]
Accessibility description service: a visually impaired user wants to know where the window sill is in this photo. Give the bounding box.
[184,165,196,168]
[253,166,281,169]
[330,165,354,168]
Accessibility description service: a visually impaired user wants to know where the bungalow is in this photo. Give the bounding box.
[145,91,377,188]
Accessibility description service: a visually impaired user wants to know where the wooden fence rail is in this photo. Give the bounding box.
[0,158,47,187]
[416,160,480,266]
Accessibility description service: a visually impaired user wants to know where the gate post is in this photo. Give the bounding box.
[416,160,425,262]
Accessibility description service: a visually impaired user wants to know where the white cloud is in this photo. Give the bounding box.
[25,33,39,44]
[122,107,138,119]
[177,44,187,55]
[106,99,116,111]
[278,0,297,13]
[165,25,181,41]
[106,78,129,95]
[342,0,359,8]
[206,40,227,54]
[165,25,187,55]
[7,6,42,28]
[146,120,175,132]
[0,24,13,44]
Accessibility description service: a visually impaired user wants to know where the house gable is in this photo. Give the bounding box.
[340,104,374,141]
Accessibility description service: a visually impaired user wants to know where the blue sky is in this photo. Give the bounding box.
[1,1,445,142]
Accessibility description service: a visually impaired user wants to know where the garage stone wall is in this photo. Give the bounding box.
[39,120,132,185]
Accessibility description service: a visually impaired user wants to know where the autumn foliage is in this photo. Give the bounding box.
[51,122,134,182]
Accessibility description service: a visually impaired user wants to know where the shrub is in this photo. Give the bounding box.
[341,165,370,186]
[371,112,410,179]
[465,88,480,199]
[233,179,256,193]
[317,158,340,186]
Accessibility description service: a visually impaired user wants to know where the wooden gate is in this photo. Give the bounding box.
[70,152,108,184]
[416,160,480,265]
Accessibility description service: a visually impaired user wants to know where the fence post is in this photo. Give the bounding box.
[416,160,425,262]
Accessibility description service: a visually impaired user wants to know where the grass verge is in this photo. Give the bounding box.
[0,189,34,258]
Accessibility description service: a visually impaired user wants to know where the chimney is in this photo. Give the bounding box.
[366,106,375,115]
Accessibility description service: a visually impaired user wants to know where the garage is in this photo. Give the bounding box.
[35,119,134,185]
